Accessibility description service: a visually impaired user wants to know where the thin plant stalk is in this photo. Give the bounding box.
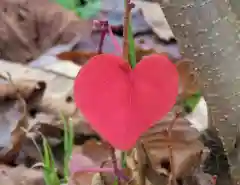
[128,14,136,68]
[109,145,121,185]
[98,29,107,54]
[167,113,180,185]
[111,2,133,184]
[96,21,122,54]
[122,0,131,60]
[107,25,122,54]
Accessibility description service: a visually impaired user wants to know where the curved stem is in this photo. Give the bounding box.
[123,0,130,60]
[98,29,107,54]
[109,145,121,185]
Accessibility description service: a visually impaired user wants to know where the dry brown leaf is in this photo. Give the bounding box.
[0,75,43,165]
[193,171,216,185]
[142,138,204,179]
[126,146,168,185]
[21,117,99,172]
[0,60,94,135]
[91,173,105,185]
[56,47,169,66]
[73,140,110,166]
[57,51,97,66]
[139,139,204,179]
[70,172,97,185]
[70,140,125,185]
[0,164,44,185]
[69,140,119,185]
[135,116,206,183]
[175,59,200,98]
[0,0,92,63]
[0,90,28,164]
[142,118,200,147]
[133,1,174,41]
[0,79,46,104]
[145,166,168,185]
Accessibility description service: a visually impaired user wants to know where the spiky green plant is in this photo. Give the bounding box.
[43,136,60,185]
[61,114,74,182]
[42,114,74,185]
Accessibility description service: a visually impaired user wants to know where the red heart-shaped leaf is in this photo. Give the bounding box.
[74,54,178,150]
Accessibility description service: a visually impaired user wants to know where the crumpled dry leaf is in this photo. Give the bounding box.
[0,60,94,135]
[133,1,174,41]
[91,173,105,185]
[29,37,83,79]
[193,170,216,185]
[0,164,44,185]
[71,140,111,169]
[0,75,48,165]
[136,118,206,180]
[68,172,106,185]
[57,51,97,66]
[69,172,99,185]
[0,100,22,149]
[56,46,169,66]
[69,140,119,185]
[0,0,92,63]
[0,80,29,164]
[175,59,200,98]
[142,118,201,145]
[127,141,206,185]
[0,79,46,106]
[149,140,204,177]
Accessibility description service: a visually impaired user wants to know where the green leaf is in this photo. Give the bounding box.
[75,0,101,19]
[113,178,118,185]
[128,15,136,68]
[183,91,202,113]
[68,118,74,155]
[62,115,69,181]
[55,0,101,19]
[121,152,127,168]
[55,0,77,10]
[60,113,74,182]
[43,137,60,185]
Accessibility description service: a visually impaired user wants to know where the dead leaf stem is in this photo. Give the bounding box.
[97,21,108,54]
[167,112,180,185]
[98,30,107,54]
[136,142,146,185]
[109,144,121,185]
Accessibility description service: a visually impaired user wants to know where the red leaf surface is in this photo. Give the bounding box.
[74,54,178,150]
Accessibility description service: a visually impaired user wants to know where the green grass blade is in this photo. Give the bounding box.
[43,138,51,185]
[61,113,70,181]
[43,137,60,185]
[68,118,74,155]
[47,142,59,183]
[60,113,74,182]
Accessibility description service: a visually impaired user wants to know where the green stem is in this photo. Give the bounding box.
[128,14,136,68]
